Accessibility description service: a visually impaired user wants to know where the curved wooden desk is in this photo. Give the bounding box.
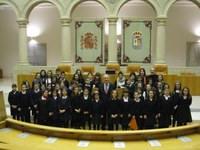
[2,119,200,141]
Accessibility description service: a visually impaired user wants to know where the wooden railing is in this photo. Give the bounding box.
[3,118,200,141]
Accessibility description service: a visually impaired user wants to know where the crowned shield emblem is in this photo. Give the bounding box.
[80,32,98,49]
[132,31,142,49]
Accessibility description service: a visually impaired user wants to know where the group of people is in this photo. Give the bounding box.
[8,67,192,130]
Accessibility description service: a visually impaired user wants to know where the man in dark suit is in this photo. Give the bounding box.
[147,67,158,87]
[99,74,115,130]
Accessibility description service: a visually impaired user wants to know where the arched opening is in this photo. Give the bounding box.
[118,0,156,65]
[0,4,18,77]
[166,0,200,67]
[71,1,108,64]
[27,2,61,66]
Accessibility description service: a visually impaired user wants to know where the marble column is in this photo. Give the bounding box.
[16,19,29,65]
[107,17,118,64]
[155,17,167,64]
[60,18,72,64]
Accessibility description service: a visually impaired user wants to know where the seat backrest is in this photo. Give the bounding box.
[154,64,168,75]
[58,65,71,73]
[106,64,120,74]
[81,66,95,74]
[126,64,141,74]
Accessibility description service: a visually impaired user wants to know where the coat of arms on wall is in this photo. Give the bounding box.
[133,31,142,49]
[80,32,98,49]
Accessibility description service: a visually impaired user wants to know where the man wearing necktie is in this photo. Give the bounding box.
[99,74,115,130]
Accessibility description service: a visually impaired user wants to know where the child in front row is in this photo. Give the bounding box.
[176,87,192,126]
[8,84,19,120]
[90,91,104,130]
[81,88,92,129]
[108,90,121,130]
[120,89,132,130]
[58,88,71,128]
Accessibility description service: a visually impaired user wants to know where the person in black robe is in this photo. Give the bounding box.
[147,67,158,88]
[75,69,85,86]
[48,90,59,127]
[90,91,104,130]
[8,84,19,120]
[91,72,101,88]
[131,91,144,130]
[58,88,71,128]
[157,88,173,128]
[31,83,42,124]
[40,69,47,86]
[18,84,32,123]
[124,78,135,98]
[31,73,42,90]
[70,86,82,129]
[46,83,53,98]
[99,74,115,130]
[120,89,132,130]
[155,81,164,100]
[144,89,158,129]
[172,81,182,127]
[80,88,92,129]
[45,70,53,87]
[143,84,152,100]
[55,68,61,84]
[83,78,92,96]
[37,90,49,125]
[176,87,192,126]
[60,71,69,89]
[108,90,121,130]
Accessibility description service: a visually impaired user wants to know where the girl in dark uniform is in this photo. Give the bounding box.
[144,89,158,129]
[120,89,132,130]
[18,84,32,123]
[58,88,71,128]
[48,90,59,127]
[37,90,49,125]
[157,88,173,128]
[108,90,121,130]
[31,83,42,124]
[176,87,192,126]
[91,72,101,88]
[70,86,82,129]
[131,91,144,129]
[81,88,92,129]
[8,84,19,120]
[90,91,104,130]
[172,81,182,127]
[40,69,47,86]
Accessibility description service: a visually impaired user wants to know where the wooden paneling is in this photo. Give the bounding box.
[0,91,7,121]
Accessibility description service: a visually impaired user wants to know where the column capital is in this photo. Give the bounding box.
[60,18,71,26]
[155,61,166,65]
[107,17,118,24]
[156,16,168,26]
[60,61,73,65]
[16,19,29,28]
